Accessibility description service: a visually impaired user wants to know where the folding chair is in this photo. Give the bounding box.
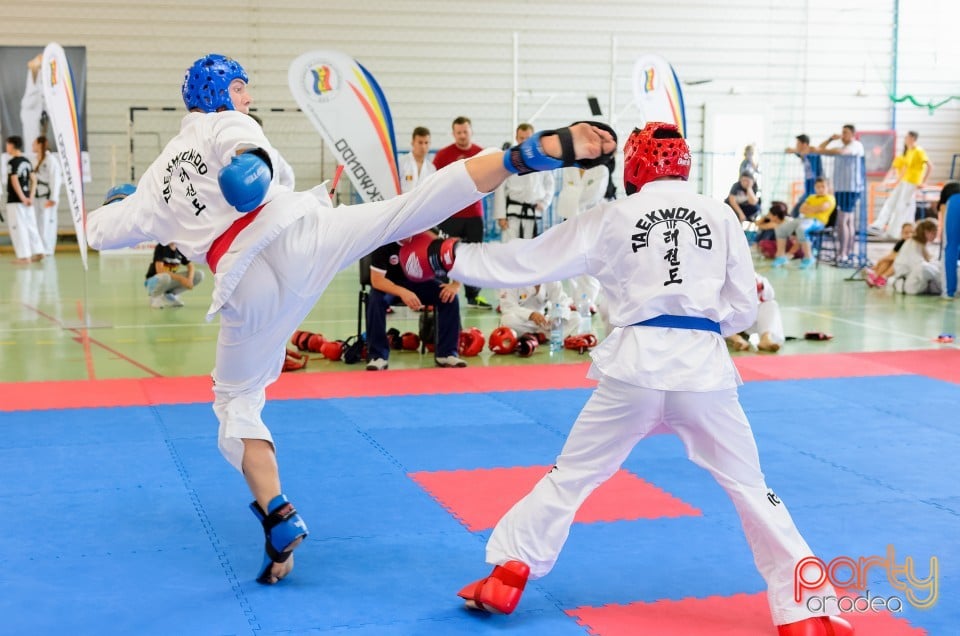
[357,253,373,336]
[810,206,839,267]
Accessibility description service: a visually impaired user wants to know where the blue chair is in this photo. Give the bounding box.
[808,207,839,267]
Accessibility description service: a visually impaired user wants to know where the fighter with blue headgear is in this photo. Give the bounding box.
[103,183,136,205]
[85,50,614,590]
[182,54,272,214]
[181,54,249,113]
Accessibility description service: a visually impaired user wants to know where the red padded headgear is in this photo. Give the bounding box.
[291,330,313,351]
[306,333,327,353]
[563,334,598,354]
[623,122,691,194]
[400,332,421,351]
[320,340,344,361]
[488,326,518,355]
[459,330,485,357]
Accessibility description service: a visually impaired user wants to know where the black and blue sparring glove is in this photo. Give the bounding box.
[218,149,273,213]
[502,121,617,175]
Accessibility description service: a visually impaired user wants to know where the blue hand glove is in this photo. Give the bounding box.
[218,151,272,213]
[502,130,565,175]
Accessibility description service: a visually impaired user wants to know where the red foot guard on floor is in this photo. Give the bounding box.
[458,560,530,614]
[778,616,854,636]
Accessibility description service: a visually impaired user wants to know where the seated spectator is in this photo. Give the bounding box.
[145,242,204,308]
[727,172,761,222]
[727,273,784,353]
[771,177,835,269]
[365,235,465,370]
[755,201,797,259]
[892,218,941,295]
[865,222,914,287]
[498,281,581,341]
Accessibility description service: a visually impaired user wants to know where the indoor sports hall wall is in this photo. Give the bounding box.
[2,0,957,212]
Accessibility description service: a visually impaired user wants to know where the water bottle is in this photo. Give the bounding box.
[550,302,563,354]
[578,293,592,335]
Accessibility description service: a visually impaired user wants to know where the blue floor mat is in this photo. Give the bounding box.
[0,375,956,635]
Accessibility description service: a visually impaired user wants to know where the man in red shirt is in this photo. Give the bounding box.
[432,116,491,308]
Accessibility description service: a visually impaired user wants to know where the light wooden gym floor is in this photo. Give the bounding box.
[0,245,956,383]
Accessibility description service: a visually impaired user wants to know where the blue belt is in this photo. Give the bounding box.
[632,315,721,334]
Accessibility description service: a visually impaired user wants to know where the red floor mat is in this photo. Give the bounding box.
[853,348,960,384]
[409,465,700,532]
[4,349,960,412]
[734,351,906,382]
[566,592,927,635]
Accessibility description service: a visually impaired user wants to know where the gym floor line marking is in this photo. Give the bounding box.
[791,308,934,341]
[76,300,97,381]
[19,302,164,378]
[0,326,63,334]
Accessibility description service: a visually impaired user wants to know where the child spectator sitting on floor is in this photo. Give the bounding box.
[727,273,785,353]
[865,222,914,287]
[892,218,941,295]
[755,201,797,259]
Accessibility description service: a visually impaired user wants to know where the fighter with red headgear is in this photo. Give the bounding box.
[402,122,851,636]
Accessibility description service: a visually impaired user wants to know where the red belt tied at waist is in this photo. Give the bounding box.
[206,204,265,273]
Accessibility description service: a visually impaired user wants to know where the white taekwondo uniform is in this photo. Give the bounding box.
[746,273,785,346]
[448,179,838,626]
[33,152,63,255]
[893,238,941,295]
[493,171,555,241]
[556,165,609,309]
[87,111,485,471]
[498,281,580,339]
[398,152,437,194]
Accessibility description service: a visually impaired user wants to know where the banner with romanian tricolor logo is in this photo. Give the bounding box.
[631,53,687,137]
[41,42,89,268]
[288,50,400,202]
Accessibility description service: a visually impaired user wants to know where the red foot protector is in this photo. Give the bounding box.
[778,615,853,636]
[566,592,925,636]
[410,465,700,532]
[458,560,529,614]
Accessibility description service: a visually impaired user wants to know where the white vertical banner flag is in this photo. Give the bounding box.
[288,50,400,202]
[41,42,88,268]
[632,54,687,137]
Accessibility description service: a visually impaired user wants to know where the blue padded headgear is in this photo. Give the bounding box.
[104,183,136,205]
[181,54,248,112]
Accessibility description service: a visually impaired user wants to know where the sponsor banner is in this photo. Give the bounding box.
[632,53,687,136]
[41,43,88,268]
[289,50,400,202]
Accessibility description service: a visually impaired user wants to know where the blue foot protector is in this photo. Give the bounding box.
[249,494,309,584]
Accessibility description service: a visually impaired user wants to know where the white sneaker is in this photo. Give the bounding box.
[366,358,389,371]
[164,293,184,307]
[435,355,467,368]
[150,295,167,309]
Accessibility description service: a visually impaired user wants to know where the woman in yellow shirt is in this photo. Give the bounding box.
[869,131,931,239]
[771,178,835,268]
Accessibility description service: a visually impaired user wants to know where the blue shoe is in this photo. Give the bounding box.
[799,257,815,269]
[771,256,788,268]
[145,275,159,296]
[250,494,308,584]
